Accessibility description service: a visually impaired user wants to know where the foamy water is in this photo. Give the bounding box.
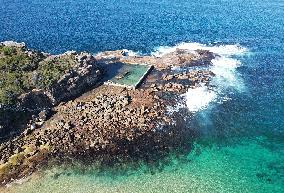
[210,56,246,93]
[122,49,139,57]
[185,85,217,112]
[153,42,248,112]
[152,42,248,57]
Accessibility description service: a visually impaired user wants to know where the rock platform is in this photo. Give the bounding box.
[0,43,216,185]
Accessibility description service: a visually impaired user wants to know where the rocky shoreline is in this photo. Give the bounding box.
[0,42,216,186]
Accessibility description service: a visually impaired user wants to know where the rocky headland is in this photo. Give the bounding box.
[0,41,216,186]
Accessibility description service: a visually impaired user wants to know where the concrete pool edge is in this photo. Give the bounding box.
[104,64,154,89]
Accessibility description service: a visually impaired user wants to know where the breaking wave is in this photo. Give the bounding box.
[152,42,248,57]
[153,42,249,112]
[185,85,217,112]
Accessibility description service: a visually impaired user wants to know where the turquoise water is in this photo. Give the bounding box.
[5,138,284,193]
[1,0,284,192]
[107,64,150,87]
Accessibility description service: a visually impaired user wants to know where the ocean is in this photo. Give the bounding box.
[1,0,284,192]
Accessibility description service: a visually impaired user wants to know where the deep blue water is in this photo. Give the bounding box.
[1,0,284,192]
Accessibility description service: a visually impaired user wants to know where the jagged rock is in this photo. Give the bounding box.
[38,109,50,121]
[19,90,53,109]
[0,41,218,185]
[30,123,36,130]
[44,54,102,105]
[163,74,174,81]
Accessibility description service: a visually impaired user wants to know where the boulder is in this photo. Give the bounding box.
[47,53,102,105]
[19,90,52,109]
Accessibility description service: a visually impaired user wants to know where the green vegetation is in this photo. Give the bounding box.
[0,45,75,105]
[36,55,76,89]
[2,46,16,55]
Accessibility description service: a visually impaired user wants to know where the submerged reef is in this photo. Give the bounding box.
[0,41,216,186]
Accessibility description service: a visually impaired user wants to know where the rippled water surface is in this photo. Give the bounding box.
[1,0,284,192]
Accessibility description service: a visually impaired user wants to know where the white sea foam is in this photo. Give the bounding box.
[152,42,248,57]
[166,101,187,115]
[210,56,246,93]
[122,49,139,56]
[185,85,217,112]
[153,42,248,112]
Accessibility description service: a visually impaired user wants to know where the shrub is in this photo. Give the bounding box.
[2,46,16,56]
[36,55,76,89]
[0,45,76,105]
[0,72,24,104]
[0,45,45,105]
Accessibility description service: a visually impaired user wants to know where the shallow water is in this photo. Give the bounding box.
[1,0,284,192]
[5,138,284,193]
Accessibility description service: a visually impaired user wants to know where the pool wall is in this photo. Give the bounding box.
[104,65,153,89]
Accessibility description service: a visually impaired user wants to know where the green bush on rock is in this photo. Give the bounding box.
[0,44,76,105]
[1,46,16,56]
[36,55,76,89]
